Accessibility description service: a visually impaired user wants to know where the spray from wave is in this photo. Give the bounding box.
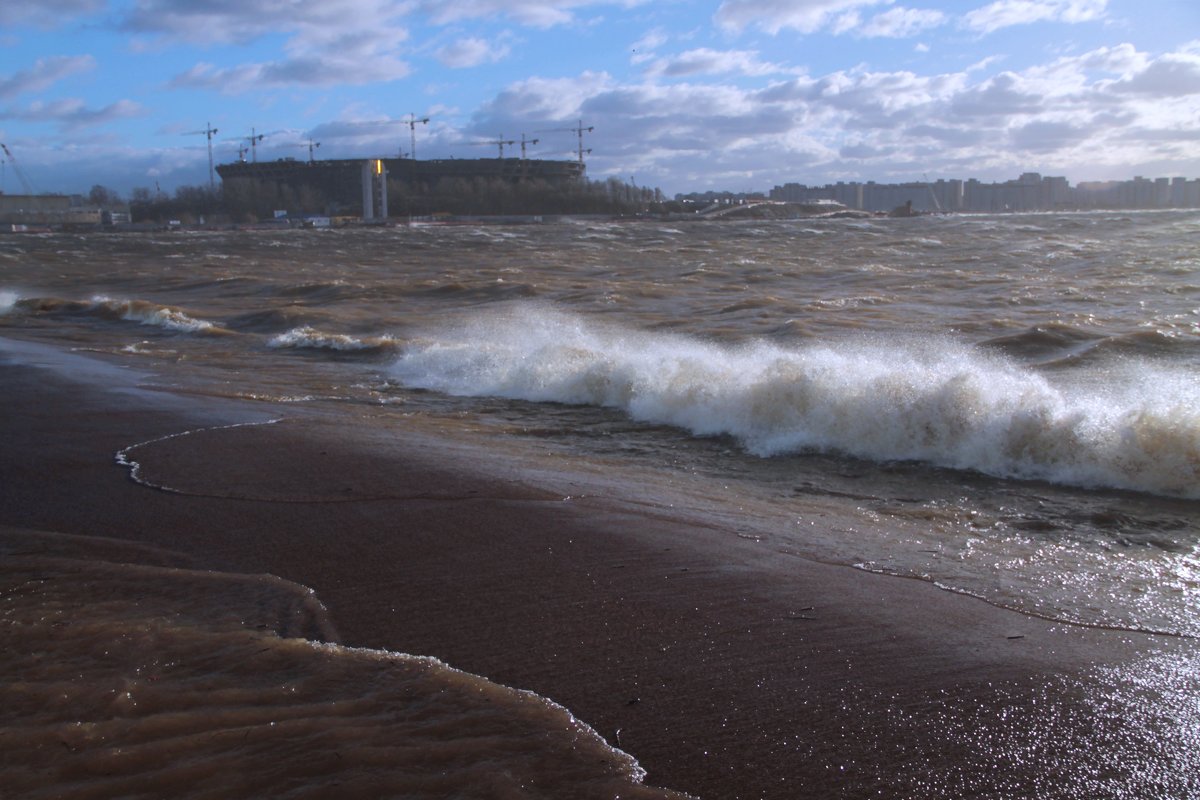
[390,303,1200,499]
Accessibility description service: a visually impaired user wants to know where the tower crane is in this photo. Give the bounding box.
[0,143,36,194]
[538,120,593,167]
[184,122,219,190]
[519,133,539,160]
[402,114,429,159]
[471,134,516,158]
[286,139,321,163]
[243,128,265,162]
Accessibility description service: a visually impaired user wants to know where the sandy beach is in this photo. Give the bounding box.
[2,341,1195,799]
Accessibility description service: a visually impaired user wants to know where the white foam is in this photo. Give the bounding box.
[268,326,393,352]
[0,289,18,314]
[390,303,1200,498]
[116,419,282,493]
[91,295,217,333]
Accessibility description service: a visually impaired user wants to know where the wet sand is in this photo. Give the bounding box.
[1,343,1194,799]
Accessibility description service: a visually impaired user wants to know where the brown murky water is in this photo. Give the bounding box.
[2,212,1199,797]
[0,528,678,799]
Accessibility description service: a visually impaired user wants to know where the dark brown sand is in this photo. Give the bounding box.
[0,350,1191,799]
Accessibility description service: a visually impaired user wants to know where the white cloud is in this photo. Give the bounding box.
[436,37,513,68]
[0,55,95,100]
[123,0,413,89]
[8,0,1197,195]
[169,55,412,92]
[859,7,946,38]
[715,0,945,39]
[460,38,1200,190]
[962,0,1107,35]
[1109,53,1200,98]
[2,98,145,130]
[950,71,1042,116]
[631,27,669,64]
[130,0,638,92]
[0,0,103,27]
[644,48,793,78]
[715,0,888,35]
[965,54,1004,73]
[416,0,639,28]
[831,11,862,35]
[473,71,613,126]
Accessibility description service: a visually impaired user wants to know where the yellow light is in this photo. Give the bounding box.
[374,159,383,175]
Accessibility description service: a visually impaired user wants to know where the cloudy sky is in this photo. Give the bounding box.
[2,0,1199,196]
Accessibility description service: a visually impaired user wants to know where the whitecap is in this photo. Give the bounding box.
[91,295,218,333]
[390,302,1200,499]
[269,325,394,352]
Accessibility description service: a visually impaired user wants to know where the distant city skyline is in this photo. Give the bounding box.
[763,171,1200,211]
[3,0,1199,197]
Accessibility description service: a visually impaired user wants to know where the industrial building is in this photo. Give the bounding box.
[0,194,103,228]
[216,156,587,218]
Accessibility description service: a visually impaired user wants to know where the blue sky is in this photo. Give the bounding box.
[2,0,1198,197]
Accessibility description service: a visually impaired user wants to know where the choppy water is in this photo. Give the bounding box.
[2,212,1199,795]
[2,212,1198,637]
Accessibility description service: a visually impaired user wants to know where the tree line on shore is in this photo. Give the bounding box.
[113,175,677,223]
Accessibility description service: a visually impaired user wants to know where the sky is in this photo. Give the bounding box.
[2,0,1199,197]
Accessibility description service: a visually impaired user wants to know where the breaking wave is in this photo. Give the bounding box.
[268,326,397,353]
[8,293,223,334]
[90,295,220,333]
[391,303,1200,499]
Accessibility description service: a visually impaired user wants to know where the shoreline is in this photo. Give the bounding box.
[2,336,1195,799]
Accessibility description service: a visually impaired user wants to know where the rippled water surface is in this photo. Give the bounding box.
[2,211,1198,638]
[0,529,676,799]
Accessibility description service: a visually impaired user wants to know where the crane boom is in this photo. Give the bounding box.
[535,120,593,167]
[184,123,219,190]
[470,134,517,158]
[0,143,36,194]
[519,133,539,160]
[402,114,429,159]
[243,128,265,162]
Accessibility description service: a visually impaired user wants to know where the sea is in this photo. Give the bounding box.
[2,210,1198,796]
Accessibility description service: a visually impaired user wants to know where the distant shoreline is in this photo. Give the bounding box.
[1,204,879,234]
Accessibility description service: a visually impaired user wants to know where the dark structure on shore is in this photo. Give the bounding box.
[216,156,586,218]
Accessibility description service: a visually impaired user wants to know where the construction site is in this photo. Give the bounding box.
[216,154,587,219]
[206,121,599,221]
[1,120,609,227]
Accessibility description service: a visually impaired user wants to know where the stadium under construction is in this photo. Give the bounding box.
[215,155,587,219]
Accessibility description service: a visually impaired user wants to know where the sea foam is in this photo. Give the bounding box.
[269,326,395,352]
[391,303,1200,498]
[91,295,218,333]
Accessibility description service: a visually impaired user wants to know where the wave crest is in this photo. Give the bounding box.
[390,304,1200,498]
[269,326,396,353]
[91,295,220,333]
[9,292,222,334]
